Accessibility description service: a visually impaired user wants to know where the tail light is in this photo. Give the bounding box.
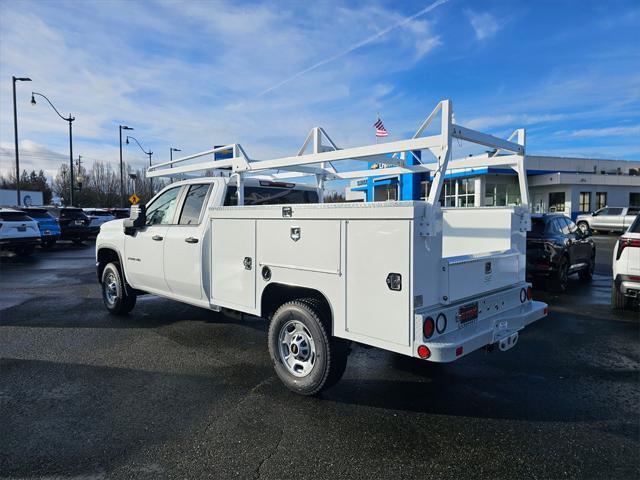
[423,317,435,339]
[417,345,431,359]
[616,237,640,260]
[527,287,533,300]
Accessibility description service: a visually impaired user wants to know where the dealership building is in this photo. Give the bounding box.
[345,155,640,219]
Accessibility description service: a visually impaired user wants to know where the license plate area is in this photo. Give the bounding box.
[457,302,478,326]
[75,220,84,226]
[17,225,26,232]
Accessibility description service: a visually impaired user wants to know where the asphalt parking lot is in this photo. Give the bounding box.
[1,236,638,479]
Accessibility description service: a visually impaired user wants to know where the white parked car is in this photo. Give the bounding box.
[0,207,41,256]
[612,215,640,309]
[83,208,116,234]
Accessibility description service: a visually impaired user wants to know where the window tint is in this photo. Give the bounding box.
[607,207,624,215]
[0,211,31,222]
[146,187,181,225]
[530,218,546,235]
[565,217,578,233]
[629,216,640,233]
[224,186,319,206]
[628,207,639,215]
[22,209,50,219]
[179,184,210,225]
[551,218,564,234]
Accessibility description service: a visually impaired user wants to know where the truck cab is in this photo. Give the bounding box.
[97,177,319,308]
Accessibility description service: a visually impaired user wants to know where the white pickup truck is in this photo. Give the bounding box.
[96,100,548,395]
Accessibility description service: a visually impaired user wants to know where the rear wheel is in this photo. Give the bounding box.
[101,262,136,315]
[268,299,348,396]
[579,255,595,282]
[42,239,56,248]
[15,245,35,256]
[611,281,627,310]
[551,256,569,292]
[577,222,589,234]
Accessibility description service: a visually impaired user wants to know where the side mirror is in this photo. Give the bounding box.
[123,204,146,236]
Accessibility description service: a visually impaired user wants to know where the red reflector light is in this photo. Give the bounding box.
[455,346,463,357]
[544,306,549,315]
[417,345,431,359]
[527,287,533,300]
[423,317,435,339]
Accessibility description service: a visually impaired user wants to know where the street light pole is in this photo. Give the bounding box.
[31,92,75,205]
[12,76,31,205]
[125,135,153,196]
[119,125,133,207]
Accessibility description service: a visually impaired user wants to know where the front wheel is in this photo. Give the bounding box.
[101,262,136,315]
[577,222,589,234]
[268,299,348,396]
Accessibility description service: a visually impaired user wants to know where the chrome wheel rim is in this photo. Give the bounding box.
[104,272,119,306]
[278,320,316,377]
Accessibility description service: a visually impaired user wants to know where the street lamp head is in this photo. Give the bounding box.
[121,125,133,131]
[171,147,181,152]
[30,94,36,105]
[15,77,32,82]
[125,137,130,144]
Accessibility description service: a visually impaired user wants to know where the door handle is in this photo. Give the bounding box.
[152,235,163,241]
[185,237,199,244]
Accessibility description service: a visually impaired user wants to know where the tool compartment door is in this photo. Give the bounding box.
[345,220,411,347]
[210,218,256,310]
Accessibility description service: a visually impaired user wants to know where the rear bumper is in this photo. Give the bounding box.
[0,236,41,248]
[421,300,547,363]
[615,274,640,298]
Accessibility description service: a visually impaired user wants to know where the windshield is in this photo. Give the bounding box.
[0,211,32,222]
[529,218,546,236]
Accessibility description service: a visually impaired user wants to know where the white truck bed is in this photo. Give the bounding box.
[208,201,545,360]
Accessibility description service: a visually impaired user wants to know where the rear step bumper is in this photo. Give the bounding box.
[422,300,547,362]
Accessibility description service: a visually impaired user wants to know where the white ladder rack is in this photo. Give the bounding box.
[147,99,528,209]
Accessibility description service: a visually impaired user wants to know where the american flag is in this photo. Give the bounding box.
[374,117,388,137]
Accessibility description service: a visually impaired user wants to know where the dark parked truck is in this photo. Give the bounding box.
[576,206,639,233]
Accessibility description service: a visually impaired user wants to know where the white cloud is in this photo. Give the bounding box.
[465,10,501,41]
[561,125,640,138]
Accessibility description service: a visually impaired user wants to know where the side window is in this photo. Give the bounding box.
[595,208,608,216]
[178,184,211,225]
[224,186,318,206]
[146,187,181,226]
[607,207,624,215]
[551,218,564,234]
[564,217,578,234]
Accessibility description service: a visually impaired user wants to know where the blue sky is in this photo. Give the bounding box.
[0,0,638,184]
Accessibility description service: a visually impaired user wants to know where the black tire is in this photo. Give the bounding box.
[611,281,627,310]
[42,239,56,249]
[579,255,595,282]
[577,222,589,234]
[268,299,348,396]
[15,245,35,257]
[551,256,569,292]
[72,239,84,245]
[101,262,136,315]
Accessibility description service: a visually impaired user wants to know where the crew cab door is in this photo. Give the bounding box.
[124,186,182,292]
[163,182,216,301]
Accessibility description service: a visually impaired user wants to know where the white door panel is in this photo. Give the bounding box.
[164,226,203,299]
[345,220,411,346]
[124,225,168,291]
[211,219,256,309]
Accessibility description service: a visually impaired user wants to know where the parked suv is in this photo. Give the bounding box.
[83,208,116,235]
[612,215,640,309]
[18,207,61,248]
[45,207,91,244]
[526,213,596,291]
[576,206,638,234]
[0,208,41,255]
